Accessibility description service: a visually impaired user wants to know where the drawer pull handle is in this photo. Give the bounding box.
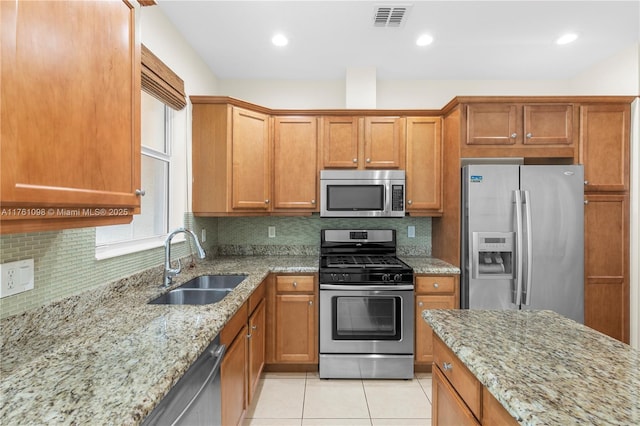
[443,362,453,372]
[433,283,439,288]
[293,281,298,288]
[418,301,424,307]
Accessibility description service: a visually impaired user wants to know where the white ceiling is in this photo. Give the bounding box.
[156,1,640,81]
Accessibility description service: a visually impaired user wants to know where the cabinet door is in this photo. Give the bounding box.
[415,295,455,364]
[275,294,317,363]
[523,104,573,145]
[232,107,271,210]
[432,367,480,426]
[221,325,248,426]
[273,116,318,210]
[406,117,442,212]
[363,117,405,169]
[580,104,630,192]
[248,299,266,405]
[1,0,140,228]
[465,104,518,145]
[584,194,629,343]
[321,116,359,168]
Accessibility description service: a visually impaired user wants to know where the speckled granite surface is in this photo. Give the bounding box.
[423,309,640,426]
[401,256,460,275]
[0,254,455,425]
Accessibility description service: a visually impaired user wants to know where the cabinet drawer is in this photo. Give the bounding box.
[416,276,455,294]
[433,335,481,419]
[276,275,315,293]
[221,302,248,346]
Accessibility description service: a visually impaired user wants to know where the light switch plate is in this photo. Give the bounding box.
[1,259,34,298]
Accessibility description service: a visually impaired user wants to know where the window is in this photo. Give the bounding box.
[95,91,173,258]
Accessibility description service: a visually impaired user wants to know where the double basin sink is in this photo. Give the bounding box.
[149,274,247,305]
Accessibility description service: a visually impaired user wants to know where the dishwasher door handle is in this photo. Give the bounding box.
[172,343,226,426]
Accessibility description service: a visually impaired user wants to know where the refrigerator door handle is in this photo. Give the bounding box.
[522,190,534,305]
[513,190,524,307]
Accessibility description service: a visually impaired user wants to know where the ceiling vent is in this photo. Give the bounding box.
[373,4,412,28]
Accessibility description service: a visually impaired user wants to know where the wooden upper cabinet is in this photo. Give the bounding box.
[363,117,405,169]
[273,116,318,211]
[232,108,271,210]
[192,104,271,215]
[464,103,575,158]
[406,117,442,213]
[321,116,405,169]
[321,116,359,168]
[580,104,630,192]
[1,0,141,233]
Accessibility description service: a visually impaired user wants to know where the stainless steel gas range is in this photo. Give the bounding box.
[319,229,415,379]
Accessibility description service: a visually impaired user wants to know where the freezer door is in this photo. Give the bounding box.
[462,165,520,310]
[520,165,584,323]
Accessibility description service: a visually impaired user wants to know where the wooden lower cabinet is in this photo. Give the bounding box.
[220,281,266,425]
[221,323,248,426]
[415,275,459,368]
[584,193,629,342]
[266,274,318,368]
[432,335,518,426]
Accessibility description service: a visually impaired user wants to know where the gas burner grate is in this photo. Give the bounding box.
[326,255,406,268]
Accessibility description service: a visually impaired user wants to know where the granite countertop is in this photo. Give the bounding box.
[0,254,456,425]
[423,309,640,425]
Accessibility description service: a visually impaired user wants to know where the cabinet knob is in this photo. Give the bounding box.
[311,199,316,204]
[366,158,371,163]
[309,300,313,306]
[510,133,517,139]
[407,200,413,205]
[247,333,252,339]
[433,283,439,288]
[135,189,146,196]
[584,200,589,205]
[418,301,424,307]
[352,158,358,163]
[584,180,589,186]
[443,362,453,372]
[293,281,297,288]
[265,199,270,204]
[252,325,257,330]
[526,132,533,138]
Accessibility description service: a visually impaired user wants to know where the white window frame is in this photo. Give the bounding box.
[96,92,181,260]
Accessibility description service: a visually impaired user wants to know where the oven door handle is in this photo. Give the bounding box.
[320,284,414,291]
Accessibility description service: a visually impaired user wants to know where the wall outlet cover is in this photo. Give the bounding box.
[1,259,34,298]
[268,226,276,238]
[408,226,416,238]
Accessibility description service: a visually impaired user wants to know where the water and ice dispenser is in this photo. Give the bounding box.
[471,232,515,279]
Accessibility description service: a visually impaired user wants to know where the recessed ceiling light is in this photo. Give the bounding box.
[272,34,288,47]
[416,34,434,47]
[556,33,578,45]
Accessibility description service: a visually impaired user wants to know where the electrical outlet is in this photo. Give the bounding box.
[408,226,416,238]
[201,228,207,242]
[268,226,276,238]
[1,259,34,298]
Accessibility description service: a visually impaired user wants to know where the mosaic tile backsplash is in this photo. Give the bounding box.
[0,214,430,318]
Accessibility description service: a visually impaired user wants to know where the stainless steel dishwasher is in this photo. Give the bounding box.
[142,337,226,426]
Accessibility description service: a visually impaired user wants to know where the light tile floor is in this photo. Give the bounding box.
[243,372,433,426]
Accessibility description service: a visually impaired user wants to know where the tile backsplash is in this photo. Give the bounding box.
[0,214,431,319]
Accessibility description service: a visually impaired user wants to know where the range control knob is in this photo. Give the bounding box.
[341,273,349,282]
[394,274,403,282]
[331,273,338,282]
[382,273,391,282]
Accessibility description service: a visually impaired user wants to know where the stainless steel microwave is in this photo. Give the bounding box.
[320,170,405,217]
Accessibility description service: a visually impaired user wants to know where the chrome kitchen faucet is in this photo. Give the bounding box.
[163,227,206,287]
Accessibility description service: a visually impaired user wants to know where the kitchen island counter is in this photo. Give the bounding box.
[0,254,455,425]
[423,309,640,425]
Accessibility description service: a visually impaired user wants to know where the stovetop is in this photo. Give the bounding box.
[319,229,414,285]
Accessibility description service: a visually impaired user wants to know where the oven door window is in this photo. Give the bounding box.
[326,185,384,211]
[332,295,401,341]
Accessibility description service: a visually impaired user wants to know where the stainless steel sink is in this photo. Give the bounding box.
[178,274,248,290]
[149,288,232,305]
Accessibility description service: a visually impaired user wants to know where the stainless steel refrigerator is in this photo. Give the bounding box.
[461,164,584,323]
